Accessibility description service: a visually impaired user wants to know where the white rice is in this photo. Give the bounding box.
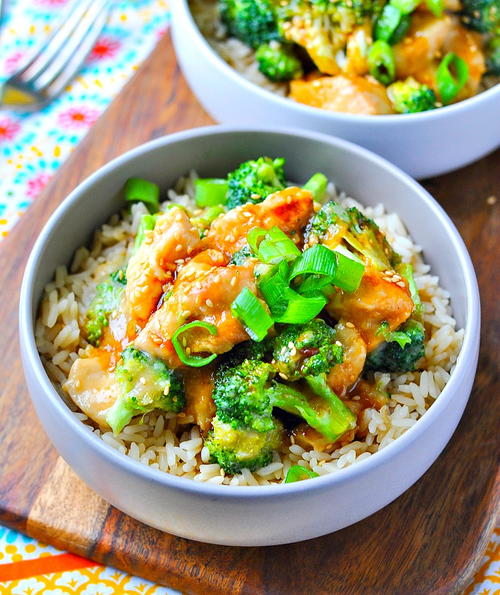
[35,174,464,486]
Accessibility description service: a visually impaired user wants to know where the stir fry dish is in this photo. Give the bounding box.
[200,0,499,114]
[59,157,433,480]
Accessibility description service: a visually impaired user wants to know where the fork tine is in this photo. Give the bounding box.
[48,3,111,97]
[17,0,96,81]
[32,0,111,93]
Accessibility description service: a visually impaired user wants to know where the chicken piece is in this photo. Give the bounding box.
[182,366,216,433]
[393,14,485,100]
[292,419,359,453]
[204,187,314,257]
[134,250,258,366]
[344,24,372,76]
[327,268,414,351]
[328,321,367,396]
[125,207,201,326]
[290,74,395,115]
[64,352,119,427]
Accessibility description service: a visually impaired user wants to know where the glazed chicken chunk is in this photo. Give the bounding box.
[125,206,201,326]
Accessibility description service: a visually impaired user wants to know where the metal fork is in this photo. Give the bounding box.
[1,0,112,109]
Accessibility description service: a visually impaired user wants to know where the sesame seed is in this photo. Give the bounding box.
[175,244,183,252]
[279,373,289,380]
[346,322,354,328]
[139,377,146,384]
[288,341,295,349]
[396,281,406,288]
[335,341,342,346]
[392,275,402,281]
[251,194,261,200]
[206,298,214,307]
[182,310,191,318]
[230,277,237,287]
[243,211,252,218]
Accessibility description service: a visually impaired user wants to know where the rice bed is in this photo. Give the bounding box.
[36,173,463,486]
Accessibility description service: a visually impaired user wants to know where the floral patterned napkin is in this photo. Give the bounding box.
[0,0,170,239]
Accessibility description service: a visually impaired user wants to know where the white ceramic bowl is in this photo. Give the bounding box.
[20,127,480,546]
[171,0,500,179]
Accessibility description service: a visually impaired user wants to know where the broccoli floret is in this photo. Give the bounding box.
[213,359,276,432]
[269,375,356,442]
[220,0,282,48]
[272,319,343,380]
[222,338,273,367]
[387,77,437,114]
[107,347,185,434]
[277,0,385,74]
[209,353,356,471]
[229,244,255,265]
[206,415,282,473]
[461,0,499,33]
[255,42,303,81]
[365,319,425,372]
[226,156,286,209]
[304,201,400,270]
[485,36,500,74]
[85,269,127,346]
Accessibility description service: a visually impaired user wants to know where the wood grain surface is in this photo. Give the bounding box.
[0,32,499,594]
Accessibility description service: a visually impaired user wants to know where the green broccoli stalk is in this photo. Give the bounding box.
[268,377,356,442]
[107,347,185,434]
[255,42,303,81]
[272,319,343,380]
[205,415,282,474]
[387,77,437,114]
[304,201,400,270]
[85,269,127,346]
[461,0,499,33]
[220,0,283,48]
[365,319,425,372]
[226,156,286,209]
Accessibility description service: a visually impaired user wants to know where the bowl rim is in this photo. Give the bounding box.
[19,125,481,499]
[174,0,500,124]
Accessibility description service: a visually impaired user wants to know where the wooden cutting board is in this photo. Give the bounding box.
[0,33,498,594]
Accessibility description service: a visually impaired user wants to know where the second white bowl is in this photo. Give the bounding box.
[171,0,500,179]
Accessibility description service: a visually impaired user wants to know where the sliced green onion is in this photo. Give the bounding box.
[303,173,328,201]
[331,250,365,292]
[389,13,411,44]
[134,213,157,252]
[397,263,422,315]
[436,52,469,104]
[256,261,291,318]
[231,287,274,341]
[425,0,443,17]
[273,291,327,324]
[374,5,404,42]
[124,178,160,213]
[257,261,327,324]
[172,321,218,367]
[368,40,396,85]
[285,465,319,483]
[390,0,419,14]
[248,226,300,264]
[290,245,365,294]
[194,178,228,207]
[289,244,337,282]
